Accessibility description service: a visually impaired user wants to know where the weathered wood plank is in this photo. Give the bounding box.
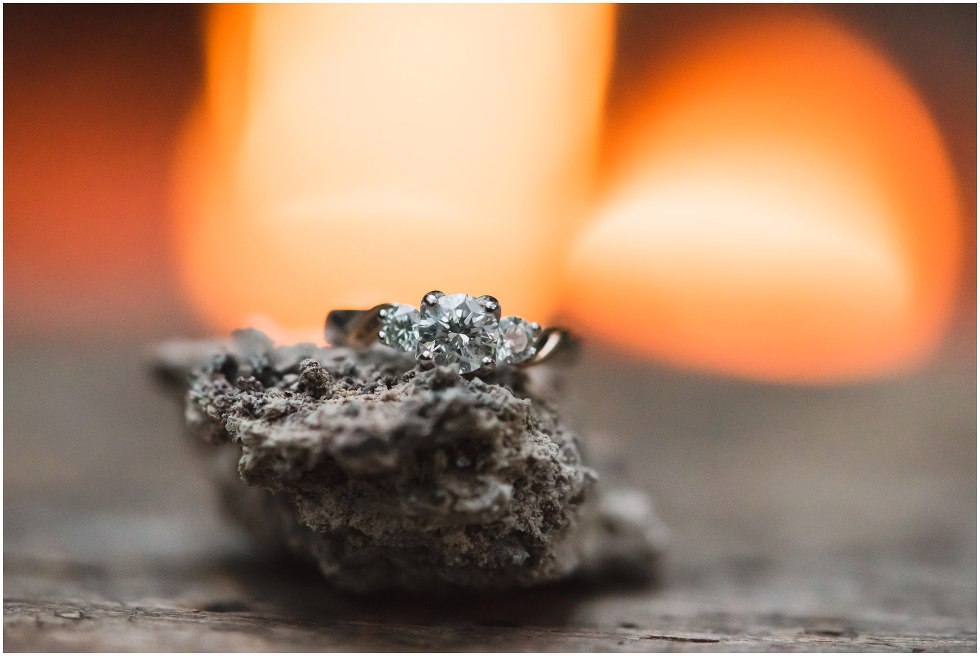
[5,594,975,652]
[4,546,975,652]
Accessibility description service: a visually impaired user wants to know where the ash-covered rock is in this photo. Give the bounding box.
[155,329,665,592]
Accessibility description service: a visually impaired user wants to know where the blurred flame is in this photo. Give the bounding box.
[174,4,614,340]
[176,7,961,382]
[564,11,962,382]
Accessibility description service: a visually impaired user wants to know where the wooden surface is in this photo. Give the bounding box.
[3,336,976,651]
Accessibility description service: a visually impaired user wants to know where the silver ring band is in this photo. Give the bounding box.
[325,291,577,376]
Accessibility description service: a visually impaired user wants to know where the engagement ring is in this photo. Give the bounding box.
[325,291,576,376]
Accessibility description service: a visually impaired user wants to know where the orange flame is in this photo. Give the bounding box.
[175,7,961,382]
[563,11,962,382]
[173,4,615,341]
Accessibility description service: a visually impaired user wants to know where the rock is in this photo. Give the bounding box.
[154,329,666,592]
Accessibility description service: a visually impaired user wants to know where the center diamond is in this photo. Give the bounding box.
[416,292,500,374]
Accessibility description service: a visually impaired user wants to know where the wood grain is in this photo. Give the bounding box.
[3,341,975,651]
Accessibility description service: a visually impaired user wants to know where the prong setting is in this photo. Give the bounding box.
[477,295,501,319]
[422,291,444,308]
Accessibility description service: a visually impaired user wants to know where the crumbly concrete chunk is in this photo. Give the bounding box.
[155,329,665,592]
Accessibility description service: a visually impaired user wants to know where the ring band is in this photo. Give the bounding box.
[325,291,577,375]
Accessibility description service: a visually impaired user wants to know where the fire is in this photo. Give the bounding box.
[175,7,961,382]
[563,11,962,382]
[173,4,614,342]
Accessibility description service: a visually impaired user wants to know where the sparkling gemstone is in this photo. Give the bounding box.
[496,316,541,364]
[417,293,499,374]
[378,303,420,352]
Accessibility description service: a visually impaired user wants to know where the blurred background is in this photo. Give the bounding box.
[4,4,976,648]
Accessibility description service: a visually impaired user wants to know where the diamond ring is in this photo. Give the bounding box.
[325,291,577,376]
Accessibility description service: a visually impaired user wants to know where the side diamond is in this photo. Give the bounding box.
[378,304,420,352]
[496,317,541,365]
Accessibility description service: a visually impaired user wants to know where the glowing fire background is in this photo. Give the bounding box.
[5,5,975,384]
